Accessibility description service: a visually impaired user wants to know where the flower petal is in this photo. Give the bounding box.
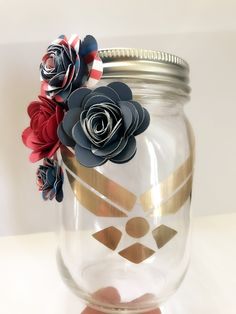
[110,136,137,164]
[85,53,103,88]
[83,94,114,110]
[43,141,61,159]
[72,121,91,149]
[117,101,133,134]
[108,82,132,101]
[22,128,45,151]
[133,108,150,136]
[48,71,66,89]
[45,114,59,140]
[22,127,33,147]
[54,85,72,103]
[68,87,91,109]
[29,150,49,163]
[92,138,127,157]
[68,34,81,54]
[27,101,40,118]
[119,101,140,135]
[129,100,145,130]
[56,105,64,124]
[41,122,54,142]
[102,120,122,146]
[75,144,106,168]
[46,168,56,186]
[93,86,120,102]
[107,136,129,158]
[57,123,75,147]
[62,107,82,137]
[55,188,63,202]
[80,35,98,57]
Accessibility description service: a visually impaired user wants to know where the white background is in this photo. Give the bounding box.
[0,0,236,235]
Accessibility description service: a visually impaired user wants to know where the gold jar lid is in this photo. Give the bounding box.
[98,48,190,94]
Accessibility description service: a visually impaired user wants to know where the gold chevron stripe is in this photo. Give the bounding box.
[149,175,192,217]
[61,146,137,211]
[66,170,128,217]
[140,118,195,213]
[140,152,193,212]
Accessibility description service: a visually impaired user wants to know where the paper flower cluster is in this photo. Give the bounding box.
[22,33,150,202]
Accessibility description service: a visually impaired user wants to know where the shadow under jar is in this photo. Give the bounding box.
[57,48,194,313]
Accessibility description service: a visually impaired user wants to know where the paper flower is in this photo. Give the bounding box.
[40,34,103,103]
[37,158,64,202]
[58,82,150,167]
[22,96,64,162]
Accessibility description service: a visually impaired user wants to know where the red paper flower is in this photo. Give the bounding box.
[22,96,64,162]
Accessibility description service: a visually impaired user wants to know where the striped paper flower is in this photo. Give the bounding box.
[40,34,103,103]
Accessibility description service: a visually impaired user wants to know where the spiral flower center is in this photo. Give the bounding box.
[45,54,56,71]
[82,103,122,147]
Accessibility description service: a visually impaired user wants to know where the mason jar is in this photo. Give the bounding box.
[57,48,194,313]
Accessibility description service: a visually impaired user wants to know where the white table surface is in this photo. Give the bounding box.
[0,214,235,314]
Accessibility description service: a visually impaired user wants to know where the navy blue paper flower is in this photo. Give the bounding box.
[36,158,64,202]
[57,82,150,167]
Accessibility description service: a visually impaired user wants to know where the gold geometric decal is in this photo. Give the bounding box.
[61,146,137,211]
[119,243,155,264]
[150,175,192,217]
[62,145,193,217]
[152,225,177,248]
[140,153,193,212]
[92,226,122,250]
[63,145,194,264]
[125,217,150,238]
[66,170,127,217]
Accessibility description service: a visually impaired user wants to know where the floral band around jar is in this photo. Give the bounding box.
[22,33,151,202]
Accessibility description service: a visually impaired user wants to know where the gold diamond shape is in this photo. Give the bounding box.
[119,243,155,264]
[152,225,177,248]
[92,226,122,250]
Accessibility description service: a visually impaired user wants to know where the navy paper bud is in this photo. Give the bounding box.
[36,158,64,202]
[58,82,150,167]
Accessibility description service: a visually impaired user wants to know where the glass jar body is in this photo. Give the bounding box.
[57,79,194,313]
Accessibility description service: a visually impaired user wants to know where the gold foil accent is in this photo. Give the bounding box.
[125,217,150,238]
[150,175,192,216]
[152,225,177,248]
[92,226,122,250]
[185,117,195,151]
[61,146,137,211]
[140,153,193,213]
[66,171,127,217]
[119,243,155,264]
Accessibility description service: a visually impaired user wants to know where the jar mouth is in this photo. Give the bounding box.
[98,48,190,96]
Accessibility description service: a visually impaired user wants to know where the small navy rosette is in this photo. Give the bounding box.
[36,158,64,202]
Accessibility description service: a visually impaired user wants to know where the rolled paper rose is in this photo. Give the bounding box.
[22,96,64,162]
[40,34,103,103]
[58,82,150,167]
[37,158,64,202]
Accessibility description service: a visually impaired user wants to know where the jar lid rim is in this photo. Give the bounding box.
[99,48,189,69]
[98,48,190,95]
